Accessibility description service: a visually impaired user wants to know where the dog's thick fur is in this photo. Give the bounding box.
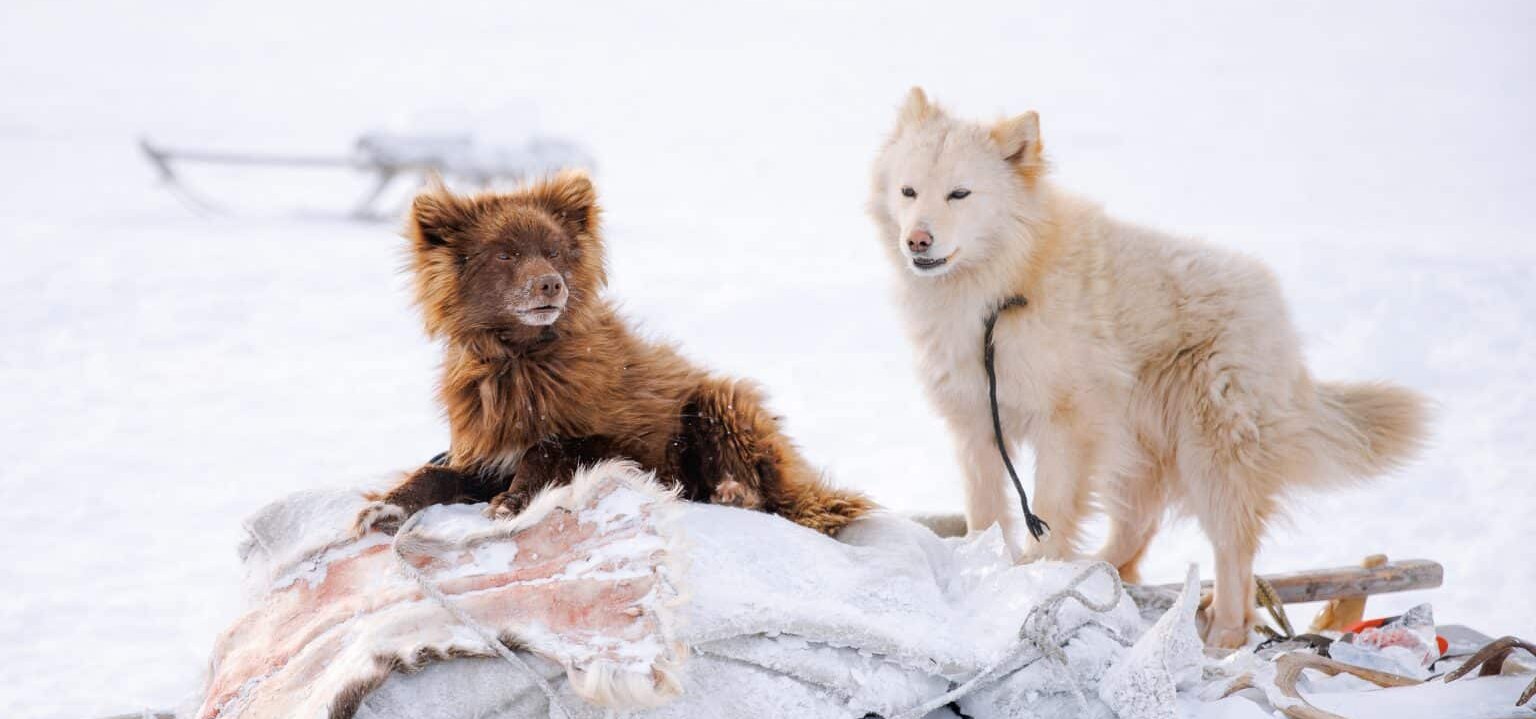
[869,89,1427,647]
[364,172,870,535]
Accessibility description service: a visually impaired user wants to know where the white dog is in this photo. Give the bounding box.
[868,88,1427,647]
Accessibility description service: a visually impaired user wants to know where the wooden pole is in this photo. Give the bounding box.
[1157,558,1444,605]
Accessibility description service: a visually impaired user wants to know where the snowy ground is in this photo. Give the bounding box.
[1,1,1533,717]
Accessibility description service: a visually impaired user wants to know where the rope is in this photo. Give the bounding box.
[1252,574,1302,650]
[1254,575,1294,638]
[890,562,1130,719]
[982,295,1050,541]
[390,511,571,719]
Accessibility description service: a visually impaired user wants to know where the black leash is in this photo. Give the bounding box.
[982,296,1051,541]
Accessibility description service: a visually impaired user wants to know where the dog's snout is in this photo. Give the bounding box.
[534,273,564,299]
[907,229,934,254]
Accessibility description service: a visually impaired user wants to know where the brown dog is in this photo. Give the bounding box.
[356,172,870,536]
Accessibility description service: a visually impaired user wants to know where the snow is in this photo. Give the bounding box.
[1305,675,1535,719]
[0,1,1532,717]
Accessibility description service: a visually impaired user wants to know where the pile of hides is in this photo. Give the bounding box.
[195,460,1259,719]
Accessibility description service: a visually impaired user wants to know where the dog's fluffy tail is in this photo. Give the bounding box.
[1308,381,1429,481]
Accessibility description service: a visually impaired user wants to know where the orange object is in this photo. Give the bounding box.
[1344,617,1389,634]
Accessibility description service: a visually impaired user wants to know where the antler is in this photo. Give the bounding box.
[1223,652,1421,719]
[1443,635,1536,707]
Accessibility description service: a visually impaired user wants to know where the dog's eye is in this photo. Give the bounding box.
[900,186,916,198]
[948,189,971,200]
[546,248,560,259]
[496,252,512,261]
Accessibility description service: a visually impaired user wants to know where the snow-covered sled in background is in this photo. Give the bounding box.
[140,131,594,219]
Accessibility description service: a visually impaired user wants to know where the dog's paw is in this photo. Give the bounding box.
[1200,606,1251,649]
[1013,537,1077,565]
[353,500,408,537]
[708,476,764,509]
[485,490,529,520]
[1204,624,1249,650]
[1014,546,1059,565]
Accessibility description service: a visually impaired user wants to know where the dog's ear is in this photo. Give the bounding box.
[408,176,474,249]
[991,111,1043,167]
[898,86,939,126]
[526,170,600,237]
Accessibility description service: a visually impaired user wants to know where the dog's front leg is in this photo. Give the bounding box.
[955,428,1022,557]
[1019,421,1097,562]
[355,465,498,536]
[487,436,620,519]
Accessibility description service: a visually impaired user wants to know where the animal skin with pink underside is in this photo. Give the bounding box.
[197,460,686,719]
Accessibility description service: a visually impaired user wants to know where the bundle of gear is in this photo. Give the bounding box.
[189,461,1533,719]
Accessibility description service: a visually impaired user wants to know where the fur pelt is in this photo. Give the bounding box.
[868,88,1428,648]
[365,172,870,536]
[202,461,686,719]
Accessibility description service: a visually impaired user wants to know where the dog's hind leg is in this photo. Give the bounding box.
[678,378,873,535]
[1187,454,1275,648]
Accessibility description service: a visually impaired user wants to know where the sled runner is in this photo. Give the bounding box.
[140,132,593,219]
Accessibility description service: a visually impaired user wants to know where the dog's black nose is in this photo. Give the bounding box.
[907,229,933,254]
[535,273,564,298]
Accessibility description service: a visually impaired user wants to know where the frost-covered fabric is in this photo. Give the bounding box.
[1099,565,1206,719]
[674,500,1147,717]
[207,462,1224,719]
